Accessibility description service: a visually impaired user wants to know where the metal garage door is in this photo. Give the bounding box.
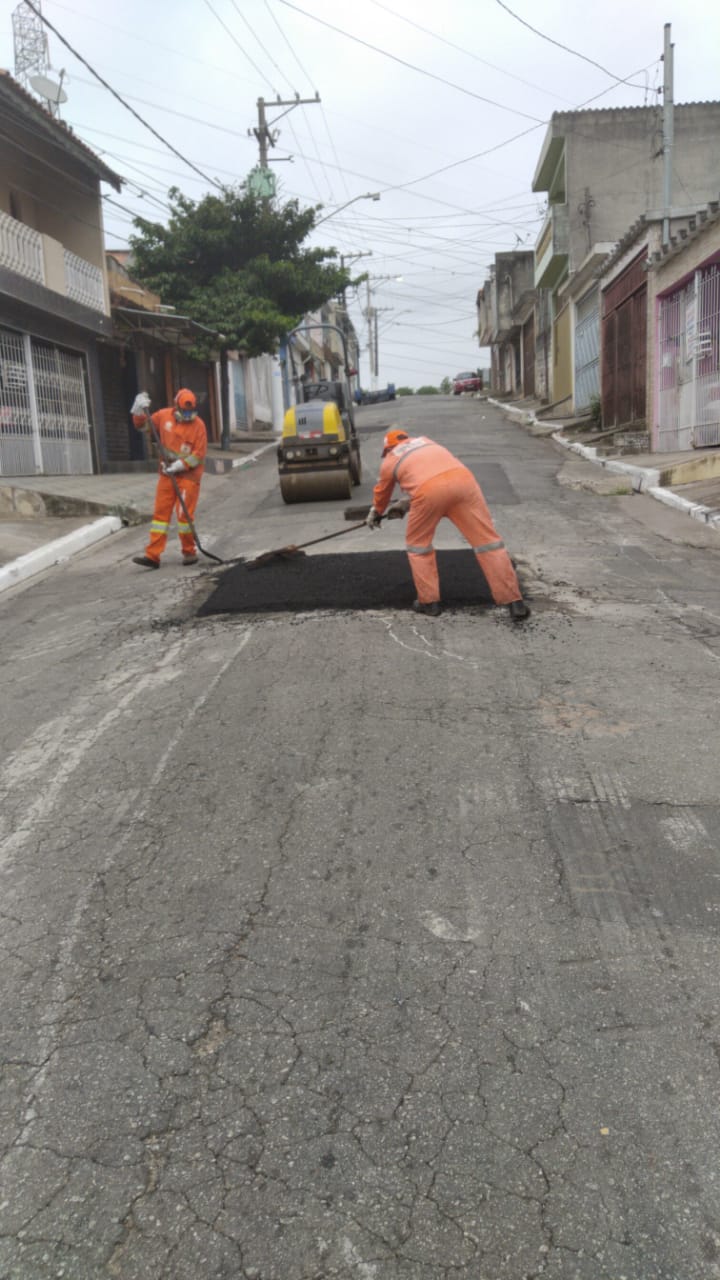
[0,325,93,476]
[574,286,600,412]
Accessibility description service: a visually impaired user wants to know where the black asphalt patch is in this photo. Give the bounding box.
[198,550,499,615]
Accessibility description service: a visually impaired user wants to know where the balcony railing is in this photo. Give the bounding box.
[535,203,569,290]
[64,248,105,312]
[0,209,107,314]
[0,209,45,284]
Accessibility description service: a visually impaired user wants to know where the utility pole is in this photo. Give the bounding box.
[248,92,320,199]
[662,22,674,247]
[364,278,377,387]
[339,249,372,307]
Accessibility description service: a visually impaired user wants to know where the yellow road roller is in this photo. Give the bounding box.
[277,324,362,504]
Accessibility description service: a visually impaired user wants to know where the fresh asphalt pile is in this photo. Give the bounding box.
[198,549,500,615]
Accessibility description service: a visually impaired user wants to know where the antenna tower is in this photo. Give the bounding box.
[12,0,49,89]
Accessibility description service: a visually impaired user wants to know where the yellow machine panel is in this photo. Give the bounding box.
[282,401,345,440]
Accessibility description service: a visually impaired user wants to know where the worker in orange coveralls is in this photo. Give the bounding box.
[366,428,530,621]
[130,389,208,569]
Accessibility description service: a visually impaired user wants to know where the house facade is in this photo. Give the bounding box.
[532,102,720,415]
[477,252,536,397]
[0,71,122,476]
[648,202,720,451]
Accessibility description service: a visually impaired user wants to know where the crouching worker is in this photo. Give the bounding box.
[366,428,530,621]
[130,389,207,569]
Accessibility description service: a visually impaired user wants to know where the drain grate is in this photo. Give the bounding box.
[198,550,502,615]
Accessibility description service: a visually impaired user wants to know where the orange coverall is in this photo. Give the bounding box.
[372,435,523,606]
[133,408,208,563]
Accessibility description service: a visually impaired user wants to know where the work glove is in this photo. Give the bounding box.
[130,391,151,416]
[162,459,186,475]
[387,497,410,520]
[365,506,382,530]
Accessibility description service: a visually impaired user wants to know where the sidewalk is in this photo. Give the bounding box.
[0,435,277,593]
[488,397,720,531]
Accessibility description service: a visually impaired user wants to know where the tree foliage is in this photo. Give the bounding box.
[416,385,440,395]
[129,186,353,358]
[439,376,452,394]
[395,386,415,396]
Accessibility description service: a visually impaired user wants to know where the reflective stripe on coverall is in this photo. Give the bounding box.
[145,471,201,561]
[132,406,208,563]
[372,436,522,606]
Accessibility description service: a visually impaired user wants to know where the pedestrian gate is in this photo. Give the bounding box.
[574,287,600,412]
[657,263,720,450]
[0,325,94,475]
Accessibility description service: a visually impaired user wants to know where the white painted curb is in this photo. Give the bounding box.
[0,515,123,595]
[489,395,720,533]
[231,441,277,469]
[551,432,662,491]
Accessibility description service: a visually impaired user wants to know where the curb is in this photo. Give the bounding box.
[0,447,280,594]
[231,440,277,470]
[488,397,720,533]
[0,516,123,595]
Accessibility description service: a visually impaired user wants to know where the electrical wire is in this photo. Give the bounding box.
[262,0,353,202]
[228,0,294,93]
[364,0,577,106]
[22,0,222,189]
[44,0,260,87]
[272,0,547,124]
[494,0,650,89]
[201,0,275,91]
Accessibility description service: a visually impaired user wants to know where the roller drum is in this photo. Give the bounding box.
[280,468,353,504]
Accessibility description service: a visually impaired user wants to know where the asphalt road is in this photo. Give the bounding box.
[2,395,720,1280]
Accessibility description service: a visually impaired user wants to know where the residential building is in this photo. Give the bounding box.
[594,209,707,450]
[532,102,720,413]
[100,251,222,469]
[648,200,720,451]
[0,70,122,475]
[476,251,536,397]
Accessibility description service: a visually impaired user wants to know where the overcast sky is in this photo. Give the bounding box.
[2,0,719,388]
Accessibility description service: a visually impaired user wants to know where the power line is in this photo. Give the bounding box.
[494,0,649,89]
[272,0,546,124]
[365,0,577,105]
[202,0,275,91]
[43,0,261,88]
[229,0,294,93]
[262,0,353,201]
[380,59,661,198]
[22,0,222,190]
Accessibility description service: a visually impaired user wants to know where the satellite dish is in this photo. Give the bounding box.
[29,73,67,105]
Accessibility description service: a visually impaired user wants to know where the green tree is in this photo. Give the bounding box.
[395,386,415,396]
[416,385,440,395]
[130,186,352,359]
[439,376,452,394]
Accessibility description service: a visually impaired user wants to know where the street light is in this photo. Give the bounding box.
[315,192,381,226]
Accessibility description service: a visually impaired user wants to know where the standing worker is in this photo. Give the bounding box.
[366,429,530,621]
[130,389,208,569]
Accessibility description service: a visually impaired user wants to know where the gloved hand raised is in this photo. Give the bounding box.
[130,391,151,416]
[387,497,410,520]
[365,506,382,530]
[162,459,186,475]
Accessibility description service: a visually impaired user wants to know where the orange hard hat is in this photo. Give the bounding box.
[174,388,197,410]
[382,428,409,455]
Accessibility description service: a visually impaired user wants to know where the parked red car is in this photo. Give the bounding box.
[453,370,483,395]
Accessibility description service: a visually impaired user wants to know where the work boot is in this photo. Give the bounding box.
[132,555,160,569]
[508,599,530,622]
[413,600,442,617]
[182,553,199,566]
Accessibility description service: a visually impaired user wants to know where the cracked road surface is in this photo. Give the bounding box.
[2,397,720,1278]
